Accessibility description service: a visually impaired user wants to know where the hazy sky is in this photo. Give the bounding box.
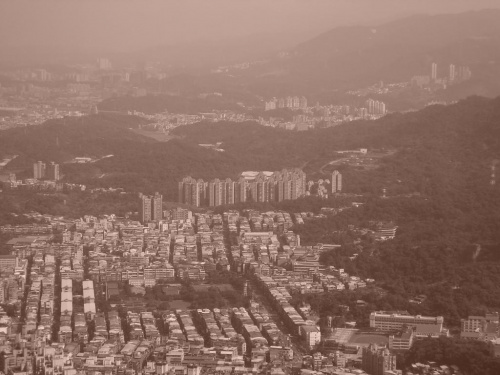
[1,0,500,62]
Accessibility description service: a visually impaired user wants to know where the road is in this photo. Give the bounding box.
[249,278,305,366]
[318,158,350,175]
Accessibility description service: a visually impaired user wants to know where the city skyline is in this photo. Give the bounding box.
[179,169,308,207]
[33,161,60,181]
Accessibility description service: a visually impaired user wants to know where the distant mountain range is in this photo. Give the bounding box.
[100,10,500,112]
[244,10,500,96]
[132,32,314,71]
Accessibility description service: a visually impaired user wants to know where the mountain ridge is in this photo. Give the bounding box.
[233,10,500,101]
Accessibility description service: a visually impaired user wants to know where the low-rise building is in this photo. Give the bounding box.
[388,326,414,351]
[370,311,446,337]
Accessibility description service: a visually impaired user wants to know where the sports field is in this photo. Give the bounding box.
[349,333,388,346]
[328,328,358,344]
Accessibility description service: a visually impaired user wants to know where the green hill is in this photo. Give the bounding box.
[0,113,151,165]
[173,96,500,194]
[3,96,500,204]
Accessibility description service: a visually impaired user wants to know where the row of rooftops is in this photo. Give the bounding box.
[2,208,375,372]
[254,274,321,346]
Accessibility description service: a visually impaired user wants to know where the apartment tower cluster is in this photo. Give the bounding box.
[33,161,60,181]
[365,99,386,115]
[431,62,472,83]
[179,169,307,207]
[265,96,308,111]
[140,192,163,223]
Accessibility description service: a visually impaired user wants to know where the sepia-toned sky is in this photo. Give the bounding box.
[1,0,500,62]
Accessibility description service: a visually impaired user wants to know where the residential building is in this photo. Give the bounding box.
[449,64,456,81]
[388,326,414,351]
[169,208,192,221]
[97,57,112,70]
[332,351,346,367]
[47,162,60,181]
[362,344,397,375]
[461,313,499,340]
[141,195,152,223]
[178,177,204,207]
[34,161,46,179]
[33,160,60,180]
[300,325,321,350]
[141,192,163,223]
[299,96,308,109]
[0,255,17,271]
[431,62,438,81]
[332,170,342,193]
[152,192,163,221]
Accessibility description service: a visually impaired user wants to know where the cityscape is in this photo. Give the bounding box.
[0,204,445,375]
[0,57,471,136]
[178,170,343,208]
[1,2,500,375]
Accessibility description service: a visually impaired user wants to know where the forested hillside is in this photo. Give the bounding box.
[2,96,500,203]
[0,113,150,167]
[174,96,500,195]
